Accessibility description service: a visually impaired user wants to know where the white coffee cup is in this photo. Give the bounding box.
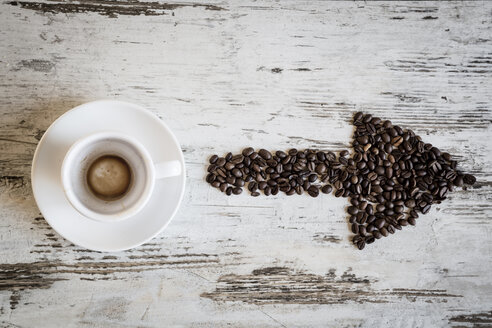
[61,131,182,222]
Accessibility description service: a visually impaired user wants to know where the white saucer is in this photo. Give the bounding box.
[31,100,186,252]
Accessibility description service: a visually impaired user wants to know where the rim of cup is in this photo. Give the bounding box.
[61,131,155,223]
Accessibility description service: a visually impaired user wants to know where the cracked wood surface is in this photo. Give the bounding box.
[0,1,491,327]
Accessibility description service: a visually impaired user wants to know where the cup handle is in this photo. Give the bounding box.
[155,160,182,179]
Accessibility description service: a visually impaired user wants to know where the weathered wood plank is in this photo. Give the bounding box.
[0,1,491,327]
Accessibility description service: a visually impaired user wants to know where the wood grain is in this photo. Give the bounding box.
[0,1,491,327]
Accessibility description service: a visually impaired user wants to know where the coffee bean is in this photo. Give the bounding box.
[373,231,382,239]
[231,154,244,164]
[234,179,245,187]
[346,205,360,215]
[232,168,242,178]
[251,191,260,197]
[272,186,279,195]
[206,173,215,183]
[398,219,408,226]
[216,168,227,178]
[357,241,365,250]
[408,217,416,226]
[374,218,385,229]
[321,185,333,194]
[276,150,287,158]
[243,157,251,167]
[422,204,431,214]
[259,149,272,160]
[351,223,359,234]
[315,163,327,175]
[380,227,389,237]
[232,187,242,195]
[357,136,369,145]
[242,147,254,156]
[209,155,219,164]
[216,158,226,167]
[404,199,416,208]
[463,174,476,185]
[225,187,232,196]
[308,186,319,197]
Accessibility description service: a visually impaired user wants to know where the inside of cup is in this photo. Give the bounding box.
[64,136,151,218]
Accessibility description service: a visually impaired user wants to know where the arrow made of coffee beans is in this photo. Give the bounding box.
[205,112,476,250]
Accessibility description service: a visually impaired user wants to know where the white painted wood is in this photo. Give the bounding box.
[0,1,491,327]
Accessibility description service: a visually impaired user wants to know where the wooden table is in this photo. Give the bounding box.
[1,1,491,326]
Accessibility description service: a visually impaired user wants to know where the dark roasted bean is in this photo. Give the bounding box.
[348,206,358,215]
[242,147,254,156]
[216,158,226,167]
[206,173,215,183]
[374,218,385,229]
[463,174,476,185]
[315,163,327,175]
[234,179,245,187]
[209,155,219,164]
[308,186,319,197]
[259,149,272,160]
[321,185,333,194]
